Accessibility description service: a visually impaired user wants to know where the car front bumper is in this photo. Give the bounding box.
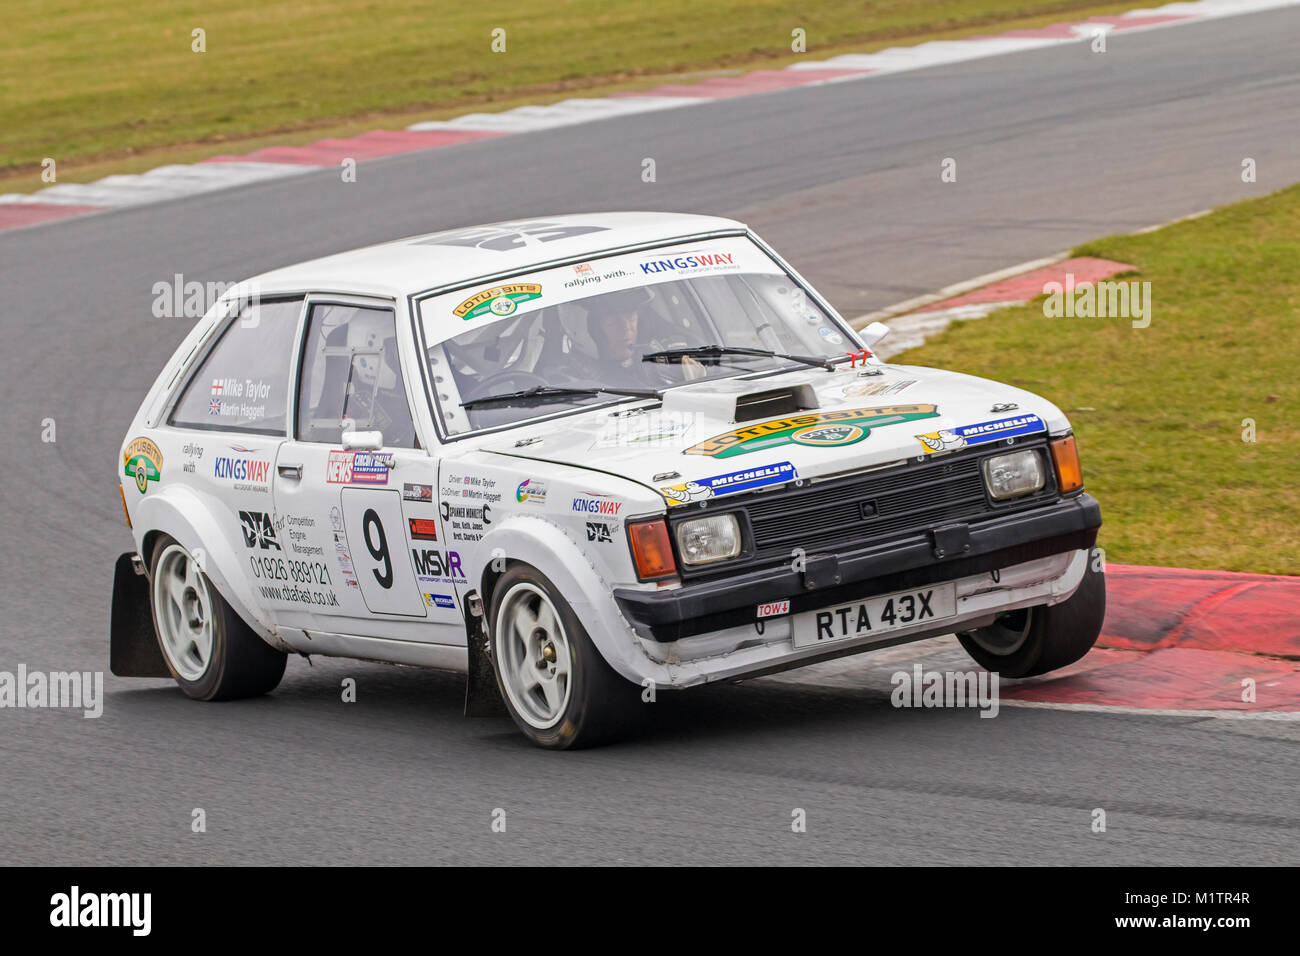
[610,492,1101,686]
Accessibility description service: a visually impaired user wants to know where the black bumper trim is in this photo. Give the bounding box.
[614,493,1101,642]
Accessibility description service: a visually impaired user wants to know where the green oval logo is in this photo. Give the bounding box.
[791,424,866,447]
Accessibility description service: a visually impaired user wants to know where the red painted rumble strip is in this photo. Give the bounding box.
[1001,564,1300,712]
[1003,647,1300,711]
[202,128,506,165]
[914,256,1136,312]
[0,203,105,230]
[1101,564,1300,659]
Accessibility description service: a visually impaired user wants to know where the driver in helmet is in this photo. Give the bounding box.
[584,288,704,384]
[342,312,414,446]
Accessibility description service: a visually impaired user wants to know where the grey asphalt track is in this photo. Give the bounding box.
[2,9,1298,865]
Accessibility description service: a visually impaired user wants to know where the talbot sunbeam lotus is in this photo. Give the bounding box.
[111,213,1104,749]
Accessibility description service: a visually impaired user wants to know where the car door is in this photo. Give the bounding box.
[272,296,460,643]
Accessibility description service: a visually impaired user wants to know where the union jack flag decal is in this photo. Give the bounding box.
[208,399,222,415]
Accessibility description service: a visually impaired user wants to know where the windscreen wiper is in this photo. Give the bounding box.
[641,344,833,371]
[461,384,659,410]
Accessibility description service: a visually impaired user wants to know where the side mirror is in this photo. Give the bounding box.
[859,321,891,349]
[342,429,384,451]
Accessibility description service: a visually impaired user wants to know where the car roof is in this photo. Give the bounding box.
[246,212,748,300]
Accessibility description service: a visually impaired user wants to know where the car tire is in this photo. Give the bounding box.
[489,564,642,749]
[956,559,1106,679]
[149,535,287,701]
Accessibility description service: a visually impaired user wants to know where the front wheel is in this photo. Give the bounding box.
[957,559,1106,679]
[149,536,286,700]
[489,565,641,749]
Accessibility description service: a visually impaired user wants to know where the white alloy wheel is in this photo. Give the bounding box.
[152,543,216,682]
[495,582,574,730]
[964,606,1034,657]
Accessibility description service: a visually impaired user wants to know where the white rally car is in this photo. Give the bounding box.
[111,213,1104,749]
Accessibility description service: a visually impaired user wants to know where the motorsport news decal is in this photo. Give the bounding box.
[326,450,394,484]
[915,413,1046,454]
[453,283,542,320]
[684,405,940,458]
[122,437,163,493]
[661,462,797,505]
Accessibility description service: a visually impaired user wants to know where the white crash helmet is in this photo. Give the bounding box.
[346,312,397,390]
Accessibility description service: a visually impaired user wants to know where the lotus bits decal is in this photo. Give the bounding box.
[683,405,939,458]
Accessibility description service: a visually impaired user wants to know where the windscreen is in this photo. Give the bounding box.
[417,236,851,435]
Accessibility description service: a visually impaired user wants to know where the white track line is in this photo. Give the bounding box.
[1000,699,1300,720]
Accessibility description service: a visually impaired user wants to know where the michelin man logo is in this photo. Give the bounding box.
[661,480,712,504]
[917,429,966,453]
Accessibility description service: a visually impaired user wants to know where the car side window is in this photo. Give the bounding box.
[296,303,418,448]
[170,298,303,435]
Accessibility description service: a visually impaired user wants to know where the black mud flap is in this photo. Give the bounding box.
[463,600,507,717]
[110,552,170,678]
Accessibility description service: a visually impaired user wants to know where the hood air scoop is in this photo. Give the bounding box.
[661,380,818,423]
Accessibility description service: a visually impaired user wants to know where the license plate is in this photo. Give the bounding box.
[792,582,957,649]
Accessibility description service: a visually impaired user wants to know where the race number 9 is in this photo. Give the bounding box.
[339,487,427,617]
[363,508,393,589]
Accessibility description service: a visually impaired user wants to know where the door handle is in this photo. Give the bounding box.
[277,463,304,479]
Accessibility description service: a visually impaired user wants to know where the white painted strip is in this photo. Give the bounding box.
[0,161,315,207]
[873,302,1024,358]
[790,0,1299,75]
[1000,699,1300,720]
[406,95,698,133]
[1131,207,1214,233]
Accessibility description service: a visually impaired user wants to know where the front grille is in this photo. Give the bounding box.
[677,441,1056,575]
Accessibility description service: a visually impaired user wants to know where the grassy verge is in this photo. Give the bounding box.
[892,186,1300,574]
[5,0,1140,186]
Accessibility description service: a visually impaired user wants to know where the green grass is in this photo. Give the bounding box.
[891,186,1300,574]
[5,0,1137,178]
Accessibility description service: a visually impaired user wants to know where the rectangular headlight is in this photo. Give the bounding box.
[674,514,741,565]
[982,449,1045,500]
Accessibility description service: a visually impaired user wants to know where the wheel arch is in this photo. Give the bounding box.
[469,514,652,684]
[132,486,290,652]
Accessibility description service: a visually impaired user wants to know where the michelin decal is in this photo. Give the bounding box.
[661,462,797,505]
[915,414,1046,454]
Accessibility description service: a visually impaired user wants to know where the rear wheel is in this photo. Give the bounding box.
[489,564,641,749]
[150,536,286,700]
[957,559,1106,679]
